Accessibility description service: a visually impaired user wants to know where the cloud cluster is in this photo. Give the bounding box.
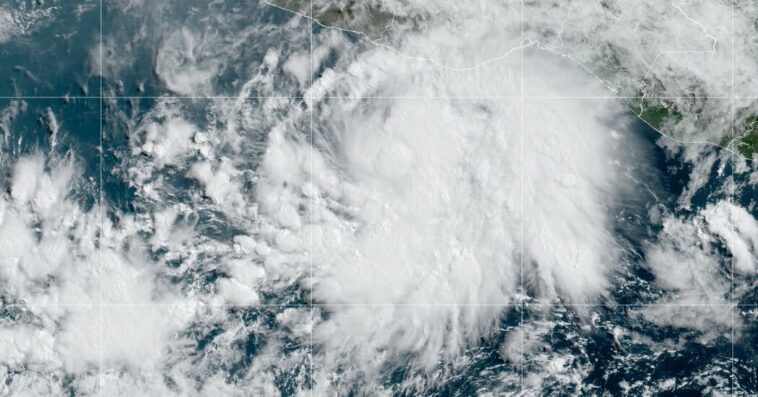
[1,0,756,394]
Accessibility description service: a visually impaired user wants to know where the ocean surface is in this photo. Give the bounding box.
[0,0,756,395]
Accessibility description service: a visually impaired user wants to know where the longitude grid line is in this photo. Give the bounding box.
[28,2,743,394]
[98,0,104,395]
[730,1,735,395]
[0,3,739,396]
[519,0,525,393]
[309,0,314,394]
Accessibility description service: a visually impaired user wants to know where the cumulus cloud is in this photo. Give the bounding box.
[3,0,757,394]
[0,4,55,43]
[258,0,758,389]
[704,201,758,274]
[248,9,645,387]
[641,199,758,333]
[155,28,220,96]
[0,154,209,391]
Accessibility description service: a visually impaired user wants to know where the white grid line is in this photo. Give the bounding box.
[309,0,315,393]
[519,0,525,392]
[4,302,754,308]
[729,1,736,395]
[98,0,104,394]
[4,1,746,394]
[0,95,744,99]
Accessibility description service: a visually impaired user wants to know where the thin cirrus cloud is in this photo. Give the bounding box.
[0,0,756,394]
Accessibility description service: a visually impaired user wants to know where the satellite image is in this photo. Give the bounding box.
[0,0,756,395]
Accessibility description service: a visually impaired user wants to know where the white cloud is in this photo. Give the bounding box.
[0,155,199,387]
[188,159,244,210]
[3,0,756,394]
[252,25,640,388]
[641,199,758,333]
[155,28,219,96]
[138,117,197,168]
[704,201,758,274]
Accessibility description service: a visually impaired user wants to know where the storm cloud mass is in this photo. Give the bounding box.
[0,0,756,395]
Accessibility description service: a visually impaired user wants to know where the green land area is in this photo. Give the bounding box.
[633,96,757,159]
[272,0,397,37]
[273,2,758,159]
[736,115,758,158]
[635,99,683,130]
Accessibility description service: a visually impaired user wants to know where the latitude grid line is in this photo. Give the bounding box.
[4,303,757,308]
[5,95,753,99]
[17,2,745,395]
[11,95,749,159]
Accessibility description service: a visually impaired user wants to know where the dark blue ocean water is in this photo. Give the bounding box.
[0,1,754,395]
